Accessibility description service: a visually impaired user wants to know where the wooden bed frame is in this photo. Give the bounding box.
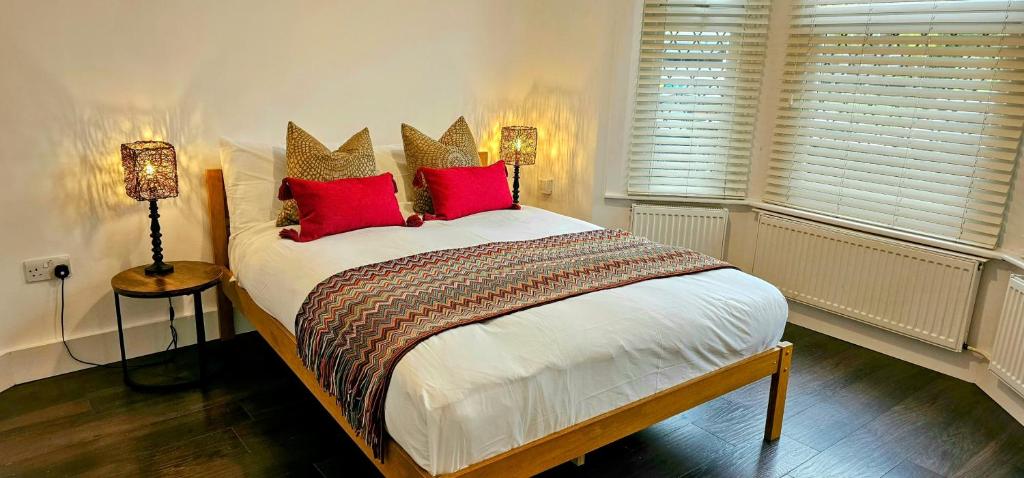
[204,156,793,478]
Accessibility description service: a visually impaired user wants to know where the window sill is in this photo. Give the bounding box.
[1006,254,1024,272]
[603,192,748,206]
[748,202,996,261]
[606,191,1024,269]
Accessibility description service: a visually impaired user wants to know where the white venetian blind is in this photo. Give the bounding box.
[768,0,1024,248]
[628,0,771,198]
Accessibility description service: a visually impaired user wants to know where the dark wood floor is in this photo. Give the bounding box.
[2,324,1022,477]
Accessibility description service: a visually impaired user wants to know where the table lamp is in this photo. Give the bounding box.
[121,141,178,275]
[499,126,537,205]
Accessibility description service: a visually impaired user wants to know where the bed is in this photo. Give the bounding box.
[206,142,792,477]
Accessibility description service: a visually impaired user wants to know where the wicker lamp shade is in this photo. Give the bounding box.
[499,126,537,166]
[121,141,179,201]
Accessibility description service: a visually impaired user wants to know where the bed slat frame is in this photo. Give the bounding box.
[204,154,792,478]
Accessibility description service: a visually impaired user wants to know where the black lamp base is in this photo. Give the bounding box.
[512,163,521,204]
[145,261,174,276]
[144,199,173,276]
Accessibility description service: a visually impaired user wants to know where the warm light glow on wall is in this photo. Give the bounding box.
[470,85,591,217]
[55,104,203,224]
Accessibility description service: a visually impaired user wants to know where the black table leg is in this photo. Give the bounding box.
[117,294,209,392]
[114,292,130,385]
[194,291,207,386]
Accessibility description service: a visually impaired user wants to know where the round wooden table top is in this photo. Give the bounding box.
[111,261,223,298]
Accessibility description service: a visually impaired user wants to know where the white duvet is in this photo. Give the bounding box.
[229,206,787,475]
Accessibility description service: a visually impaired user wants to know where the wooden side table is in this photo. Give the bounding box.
[111,261,223,391]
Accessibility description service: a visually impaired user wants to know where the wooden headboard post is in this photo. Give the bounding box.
[205,169,235,340]
[478,151,489,166]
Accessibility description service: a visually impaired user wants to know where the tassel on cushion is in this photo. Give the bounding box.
[278,178,294,200]
[405,214,424,228]
[412,170,427,189]
[404,212,441,227]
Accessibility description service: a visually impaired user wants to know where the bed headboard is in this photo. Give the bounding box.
[204,151,490,339]
[205,168,235,340]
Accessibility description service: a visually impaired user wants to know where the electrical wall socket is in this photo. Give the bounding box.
[539,177,554,196]
[23,255,70,283]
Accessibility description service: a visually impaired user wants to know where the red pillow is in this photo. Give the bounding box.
[415,161,514,220]
[278,173,405,242]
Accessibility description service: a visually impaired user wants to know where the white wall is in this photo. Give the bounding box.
[0,0,633,387]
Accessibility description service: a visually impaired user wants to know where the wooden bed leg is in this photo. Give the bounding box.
[571,454,585,466]
[764,342,793,441]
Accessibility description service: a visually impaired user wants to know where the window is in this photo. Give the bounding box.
[627,0,771,198]
[767,0,1024,248]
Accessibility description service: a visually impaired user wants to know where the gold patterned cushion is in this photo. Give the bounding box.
[276,122,378,226]
[400,116,479,213]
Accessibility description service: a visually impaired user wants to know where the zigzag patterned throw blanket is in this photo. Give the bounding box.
[295,229,733,459]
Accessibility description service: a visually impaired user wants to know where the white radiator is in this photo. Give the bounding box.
[630,205,728,259]
[991,276,1024,399]
[752,213,983,351]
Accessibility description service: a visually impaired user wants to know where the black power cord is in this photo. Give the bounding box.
[165,297,179,351]
[56,264,179,369]
[55,265,111,368]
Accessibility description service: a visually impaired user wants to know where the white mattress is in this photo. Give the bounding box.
[229,206,788,475]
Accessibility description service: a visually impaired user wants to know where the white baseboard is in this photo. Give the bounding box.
[0,352,12,394]
[0,309,253,394]
[788,301,1024,427]
[977,370,1024,425]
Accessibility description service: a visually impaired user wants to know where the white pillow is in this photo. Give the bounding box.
[219,139,286,235]
[374,143,414,214]
[219,139,414,236]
